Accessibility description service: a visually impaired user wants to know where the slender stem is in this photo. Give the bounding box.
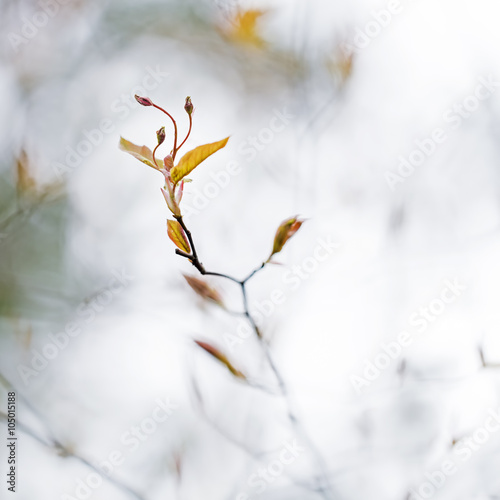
[241,283,262,338]
[190,376,324,494]
[175,249,192,259]
[173,216,244,284]
[241,287,334,498]
[152,143,160,168]
[172,220,334,499]
[177,113,192,152]
[175,248,205,274]
[153,104,178,159]
[174,215,199,262]
[204,271,241,285]
[242,262,266,284]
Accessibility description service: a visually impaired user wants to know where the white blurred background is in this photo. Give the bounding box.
[1,0,500,499]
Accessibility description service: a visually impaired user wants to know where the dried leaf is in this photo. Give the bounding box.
[226,9,267,49]
[172,450,183,480]
[194,340,246,379]
[119,137,163,170]
[16,150,37,197]
[167,220,191,253]
[13,320,32,350]
[183,274,224,308]
[328,45,354,85]
[170,137,229,184]
[268,216,305,260]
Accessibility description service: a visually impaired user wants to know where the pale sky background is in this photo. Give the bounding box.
[1,0,500,499]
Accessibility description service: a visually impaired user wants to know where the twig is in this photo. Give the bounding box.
[189,374,326,495]
[176,220,335,499]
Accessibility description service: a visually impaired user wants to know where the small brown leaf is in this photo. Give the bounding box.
[268,216,305,261]
[167,220,191,253]
[16,150,37,198]
[194,340,246,379]
[183,275,224,308]
[328,44,354,85]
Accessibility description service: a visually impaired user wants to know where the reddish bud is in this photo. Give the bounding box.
[135,95,153,106]
[268,216,305,261]
[184,96,194,115]
[156,127,166,145]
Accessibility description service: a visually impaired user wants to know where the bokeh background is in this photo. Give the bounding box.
[1,0,500,499]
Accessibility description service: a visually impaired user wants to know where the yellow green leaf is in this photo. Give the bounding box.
[119,137,163,170]
[167,220,191,253]
[170,137,230,184]
[194,340,246,379]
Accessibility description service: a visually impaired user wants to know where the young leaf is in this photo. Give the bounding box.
[268,216,305,261]
[161,188,181,217]
[119,137,163,170]
[167,220,191,253]
[194,340,246,379]
[183,274,224,308]
[170,137,230,184]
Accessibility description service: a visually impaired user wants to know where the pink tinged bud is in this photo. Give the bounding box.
[161,170,175,194]
[175,180,184,205]
[161,187,181,216]
[156,127,166,145]
[162,173,181,215]
[160,168,171,184]
[135,95,153,106]
[163,154,174,172]
[184,96,194,115]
